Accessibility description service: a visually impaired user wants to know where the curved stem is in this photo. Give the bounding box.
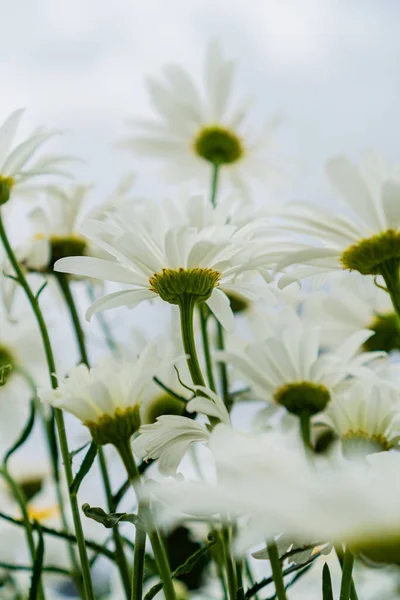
[198,304,217,392]
[116,440,176,600]
[267,540,287,600]
[380,261,400,319]
[59,271,130,598]
[178,295,206,388]
[0,468,45,600]
[56,273,89,365]
[98,449,131,600]
[339,547,355,600]
[0,211,95,600]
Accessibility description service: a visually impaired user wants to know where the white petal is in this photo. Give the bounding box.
[54,256,145,285]
[206,289,235,331]
[382,181,400,229]
[0,109,24,167]
[85,289,155,321]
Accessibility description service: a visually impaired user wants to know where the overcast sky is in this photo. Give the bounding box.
[1,0,399,201]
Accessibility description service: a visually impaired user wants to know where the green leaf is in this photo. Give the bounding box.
[29,526,44,600]
[144,533,217,600]
[82,503,142,529]
[322,563,334,600]
[4,399,36,465]
[69,442,98,495]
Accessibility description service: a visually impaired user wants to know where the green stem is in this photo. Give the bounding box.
[221,528,237,600]
[339,547,355,600]
[56,273,89,365]
[299,410,312,452]
[0,468,45,600]
[380,261,400,319]
[336,546,358,600]
[60,271,130,598]
[98,449,131,600]
[198,304,217,392]
[210,163,220,208]
[131,508,146,600]
[267,540,287,600]
[0,211,96,600]
[216,321,231,410]
[178,295,206,387]
[116,440,176,600]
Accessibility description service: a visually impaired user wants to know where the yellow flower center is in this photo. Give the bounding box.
[27,504,59,522]
[341,229,400,275]
[193,126,243,165]
[0,175,15,206]
[149,268,220,305]
[274,382,330,416]
[85,405,141,446]
[342,430,392,457]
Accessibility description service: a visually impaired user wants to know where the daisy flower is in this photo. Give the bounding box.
[53,203,269,331]
[302,272,400,352]
[133,386,230,476]
[120,40,288,195]
[220,308,383,417]
[322,382,400,458]
[275,151,400,301]
[149,425,400,566]
[0,109,74,206]
[38,345,160,446]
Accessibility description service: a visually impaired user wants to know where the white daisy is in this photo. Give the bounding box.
[53,204,268,330]
[274,151,400,290]
[149,425,400,566]
[322,382,400,458]
[302,272,400,352]
[220,308,383,417]
[38,345,160,446]
[0,109,74,205]
[133,386,230,477]
[120,40,288,195]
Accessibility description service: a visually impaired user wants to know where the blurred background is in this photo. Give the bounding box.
[1,0,399,199]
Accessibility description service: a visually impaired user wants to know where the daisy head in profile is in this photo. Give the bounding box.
[38,345,160,447]
[0,109,74,207]
[53,196,269,331]
[119,40,289,197]
[275,151,400,305]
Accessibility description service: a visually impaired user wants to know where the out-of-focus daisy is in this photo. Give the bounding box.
[54,203,271,330]
[149,426,400,566]
[120,40,289,195]
[39,345,160,446]
[133,386,230,476]
[302,272,400,352]
[322,383,400,458]
[220,308,382,417]
[0,109,74,206]
[275,151,400,294]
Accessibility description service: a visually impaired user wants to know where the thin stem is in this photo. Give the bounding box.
[267,540,287,600]
[178,295,206,387]
[339,547,355,600]
[380,261,400,319]
[235,560,245,600]
[221,528,237,600]
[336,545,359,600]
[60,272,131,598]
[0,468,45,600]
[299,410,312,452]
[0,210,96,600]
[98,449,131,600]
[0,510,115,560]
[131,510,146,600]
[116,440,176,600]
[216,321,231,410]
[210,163,220,208]
[198,304,217,392]
[57,273,89,365]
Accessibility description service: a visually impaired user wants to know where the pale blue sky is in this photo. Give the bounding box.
[1,0,400,200]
